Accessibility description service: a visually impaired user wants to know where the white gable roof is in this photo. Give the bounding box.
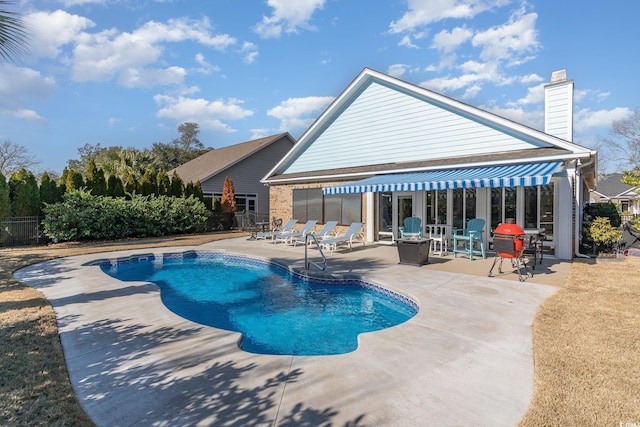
[265,68,593,180]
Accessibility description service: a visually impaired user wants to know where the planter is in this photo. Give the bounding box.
[397,238,431,266]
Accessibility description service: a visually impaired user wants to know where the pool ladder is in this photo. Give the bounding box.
[304,234,327,271]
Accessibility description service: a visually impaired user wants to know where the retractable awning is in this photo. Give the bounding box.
[323,161,562,195]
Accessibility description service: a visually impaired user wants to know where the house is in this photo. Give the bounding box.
[262,68,597,260]
[172,133,295,215]
[590,173,640,217]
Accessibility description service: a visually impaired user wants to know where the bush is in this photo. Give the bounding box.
[42,190,208,241]
[583,203,622,227]
[586,217,622,254]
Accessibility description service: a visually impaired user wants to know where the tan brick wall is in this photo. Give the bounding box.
[267,180,368,233]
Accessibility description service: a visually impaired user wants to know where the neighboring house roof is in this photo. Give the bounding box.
[263,68,595,184]
[172,133,295,184]
[592,173,640,199]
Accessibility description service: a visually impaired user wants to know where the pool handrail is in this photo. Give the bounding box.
[304,233,327,271]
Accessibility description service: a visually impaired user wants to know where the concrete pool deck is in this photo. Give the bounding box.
[14,237,568,426]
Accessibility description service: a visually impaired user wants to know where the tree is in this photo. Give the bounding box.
[125,172,138,196]
[151,122,210,170]
[86,159,107,196]
[221,177,236,213]
[0,140,39,177]
[604,108,640,186]
[0,171,10,217]
[169,171,184,197]
[65,170,85,192]
[0,1,28,62]
[9,168,40,216]
[156,169,171,196]
[106,174,125,198]
[140,168,158,196]
[39,172,62,214]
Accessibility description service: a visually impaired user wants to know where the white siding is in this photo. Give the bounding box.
[284,82,546,174]
[544,82,573,142]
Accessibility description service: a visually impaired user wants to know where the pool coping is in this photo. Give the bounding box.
[14,237,559,426]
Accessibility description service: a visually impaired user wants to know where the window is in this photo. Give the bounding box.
[452,188,475,229]
[425,190,448,224]
[293,189,361,225]
[293,188,322,222]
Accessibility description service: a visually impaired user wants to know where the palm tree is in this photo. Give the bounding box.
[0,1,28,62]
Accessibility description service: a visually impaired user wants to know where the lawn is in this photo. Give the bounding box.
[1,234,639,426]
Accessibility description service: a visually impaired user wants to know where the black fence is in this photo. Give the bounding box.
[0,216,46,247]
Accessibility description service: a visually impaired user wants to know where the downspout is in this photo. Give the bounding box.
[574,155,596,258]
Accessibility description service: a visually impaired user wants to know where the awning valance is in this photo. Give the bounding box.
[323,162,562,195]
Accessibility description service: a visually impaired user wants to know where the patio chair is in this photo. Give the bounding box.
[292,221,338,246]
[399,217,422,239]
[320,222,365,253]
[453,218,486,261]
[427,224,450,256]
[256,219,298,241]
[274,220,317,245]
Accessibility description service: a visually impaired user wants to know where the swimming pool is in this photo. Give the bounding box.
[94,251,417,356]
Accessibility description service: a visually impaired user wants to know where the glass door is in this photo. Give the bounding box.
[377,192,394,243]
[397,194,414,238]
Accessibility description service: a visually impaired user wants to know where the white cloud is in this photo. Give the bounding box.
[387,64,408,78]
[25,9,95,58]
[154,94,254,133]
[254,0,326,39]
[432,26,473,52]
[75,18,233,85]
[472,11,539,62]
[0,109,48,125]
[486,105,543,129]
[239,42,259,64]
[515,82,545,105]
[389,0,509,34]
[574,107,632,133]
[267,96,334,132]
[0,64,55,124]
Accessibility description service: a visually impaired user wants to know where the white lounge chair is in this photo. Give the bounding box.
[256,219,298,241]
[292,220,338,246]
[320,222,365,253]
[274,220,317,245]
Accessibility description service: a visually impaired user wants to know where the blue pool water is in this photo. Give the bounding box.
[97,252,417,356]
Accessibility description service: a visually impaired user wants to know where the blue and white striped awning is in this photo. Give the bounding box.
[323,162,562,195]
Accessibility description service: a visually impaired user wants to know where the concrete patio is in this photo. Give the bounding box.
[14,236,568,426]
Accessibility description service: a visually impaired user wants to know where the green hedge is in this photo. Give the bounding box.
[42,190,208,241]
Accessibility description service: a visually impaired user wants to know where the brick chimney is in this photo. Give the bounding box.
[544,70,574,142]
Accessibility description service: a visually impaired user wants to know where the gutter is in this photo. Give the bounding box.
[574,153,597,258]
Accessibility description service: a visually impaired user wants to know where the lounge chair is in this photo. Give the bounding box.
[274,220,317,245]
[320,222,365,253]
[398,216,422,239]
[453,218,486,260]
[256,219,298,241]
[293,221,338,246]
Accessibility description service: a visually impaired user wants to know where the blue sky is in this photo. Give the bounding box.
[2,0,638,175]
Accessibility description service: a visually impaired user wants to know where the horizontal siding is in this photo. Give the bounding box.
[201,139,292,213]
[544,83,573,141]
[284,82,543,174]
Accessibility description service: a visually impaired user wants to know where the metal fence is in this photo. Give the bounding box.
[0,216,46,247]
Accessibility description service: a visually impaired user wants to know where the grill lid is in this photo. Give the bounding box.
[494,223,525,236]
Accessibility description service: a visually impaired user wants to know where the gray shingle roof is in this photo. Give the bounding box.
[595,173,639,198]
[172,133,294,183]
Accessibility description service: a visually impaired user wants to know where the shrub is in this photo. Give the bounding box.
[587,217,622,253]
[42,190,208,241]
